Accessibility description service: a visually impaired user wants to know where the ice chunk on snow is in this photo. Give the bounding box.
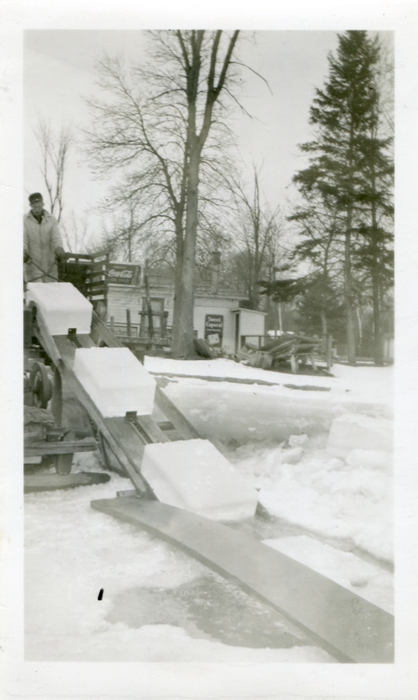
[288,434,309,448]
[26,282,92,335]
[142,439,258,521]
[73,347,156,417]
[281,446,304,465]
[346,449,392,472]
[326,413,392,458]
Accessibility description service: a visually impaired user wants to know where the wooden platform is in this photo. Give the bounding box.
[25,471,111,493]
[91,496,394,664]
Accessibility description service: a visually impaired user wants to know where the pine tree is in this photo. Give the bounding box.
[292,31,392,364]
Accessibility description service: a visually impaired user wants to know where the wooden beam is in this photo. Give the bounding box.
[25,471,110,493]
[24,437,97,457]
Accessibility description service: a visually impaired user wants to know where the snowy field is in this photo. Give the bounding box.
[25,359,393,662]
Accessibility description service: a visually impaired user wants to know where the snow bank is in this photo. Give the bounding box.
[145,356,393,409]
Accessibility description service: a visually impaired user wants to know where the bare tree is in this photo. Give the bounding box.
[34,118,73,222]
[85,30,245,358]
[60,210,92,253]
[226,167,285,308]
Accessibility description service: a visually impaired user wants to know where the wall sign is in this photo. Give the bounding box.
[204,314,224,347]
[107,263,141,285]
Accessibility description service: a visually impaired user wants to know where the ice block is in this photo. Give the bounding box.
[326,413,392,458]
[142,439,258,521]
[73,347,156,417]
[26,282,92,336]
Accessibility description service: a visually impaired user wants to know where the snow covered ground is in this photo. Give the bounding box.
[24,358,393,662]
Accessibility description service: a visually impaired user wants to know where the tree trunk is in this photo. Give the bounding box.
[344,207,357,365]
[171,217,185,345]
[171,149,200,358]
[144,263,154,342]
[370,167,384,366]
[372,271,383,365]
[320,309,328,335]
[170,30,239,358]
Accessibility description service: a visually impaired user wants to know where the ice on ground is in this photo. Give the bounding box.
[150,359,393,563]
[257,449,393,563]
[26,282,92,335]
[326,413,393,457]
[142,439,258,521]
[346,449,392,472]
[160,378,391,448]
[281,446,304,464]
[263,536,393,614]
[289,433,309,447]
[73,347,156,417]
[26,625,333,663]
[145,356,393,411]
[25,359,393,661]
[24,462,332,663]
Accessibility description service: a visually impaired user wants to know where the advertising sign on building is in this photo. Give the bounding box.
[204,314,224,347]
[107,263,141,286]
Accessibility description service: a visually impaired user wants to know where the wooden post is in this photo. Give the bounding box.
[110,316,115,333]
[126,309,131,337]
[327,334,333,369]
[144,260,154,342]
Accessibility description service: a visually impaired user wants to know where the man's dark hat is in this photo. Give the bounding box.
[29,193,43,204]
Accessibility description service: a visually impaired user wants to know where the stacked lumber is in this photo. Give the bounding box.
[238,334,322,373]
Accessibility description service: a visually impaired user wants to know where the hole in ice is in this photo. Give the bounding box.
[105,574,309,649]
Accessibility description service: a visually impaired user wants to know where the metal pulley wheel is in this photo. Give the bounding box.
[29,362,53,409]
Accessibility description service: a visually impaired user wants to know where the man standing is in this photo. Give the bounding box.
[24,193,66,283]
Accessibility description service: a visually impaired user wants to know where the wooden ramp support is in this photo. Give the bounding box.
[25,471,110,493]
[91,497,394,664]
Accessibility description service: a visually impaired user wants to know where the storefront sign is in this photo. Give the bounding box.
[204,314,224,347]
[107,263,141,285]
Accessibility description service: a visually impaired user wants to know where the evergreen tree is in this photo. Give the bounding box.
[291,31,392,364]
[353,79,394,364]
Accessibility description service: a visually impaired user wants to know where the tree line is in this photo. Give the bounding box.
[33,30,393,365]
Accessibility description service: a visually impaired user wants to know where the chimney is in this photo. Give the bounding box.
[211,250,221,294]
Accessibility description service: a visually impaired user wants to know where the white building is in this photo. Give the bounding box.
[105,262,266,354]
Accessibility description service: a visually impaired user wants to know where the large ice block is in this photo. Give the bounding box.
[73,347,156,417]
[141,439,258,521]
[26,282,92,336]
[326,413,392,458]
